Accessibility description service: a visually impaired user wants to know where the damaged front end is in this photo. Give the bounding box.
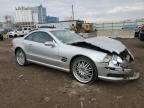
[97,49,139,81]
[70,37,140,81]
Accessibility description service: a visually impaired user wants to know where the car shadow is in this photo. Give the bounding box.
[26,63,139,86]
[27,63,73,79]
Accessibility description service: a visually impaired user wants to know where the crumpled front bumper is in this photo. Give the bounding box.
[98,70,140,81]
[96,62,140,81]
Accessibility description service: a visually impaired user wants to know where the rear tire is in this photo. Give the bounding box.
[71,56,98,84]
[0,37,3,40]
[134,32,139,37]
[15,49,27,66]
[14,34,17,38]
[9,35,12,38]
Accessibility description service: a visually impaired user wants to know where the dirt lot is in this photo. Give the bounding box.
[0,38,144,108]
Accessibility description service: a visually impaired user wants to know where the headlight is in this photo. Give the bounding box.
[103,55,112,62]
[111,55,123,64]
[103,54,123,65]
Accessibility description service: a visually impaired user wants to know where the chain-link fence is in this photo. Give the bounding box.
[93,20,144,30]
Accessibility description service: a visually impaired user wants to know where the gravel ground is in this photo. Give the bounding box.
[0,38,144,108]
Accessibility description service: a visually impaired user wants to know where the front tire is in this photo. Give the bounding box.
[9,35,13,38]
[16,49,27,66]
[0,37,3,40]
[14,34,17,38]
[71,56,98,84]
[139,33,144,41]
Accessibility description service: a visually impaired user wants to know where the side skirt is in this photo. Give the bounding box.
[27,59,70,72]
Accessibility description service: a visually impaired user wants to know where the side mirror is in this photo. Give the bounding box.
[44,41,55,47]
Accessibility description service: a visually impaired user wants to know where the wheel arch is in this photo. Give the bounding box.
[15,47,23,55]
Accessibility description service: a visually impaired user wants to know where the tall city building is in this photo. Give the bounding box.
[32,5,46,24]
[15,5,46,27]
[46,16,59,23]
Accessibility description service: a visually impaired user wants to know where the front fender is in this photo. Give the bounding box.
[59,44,107,70]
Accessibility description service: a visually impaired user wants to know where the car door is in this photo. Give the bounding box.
[25,31,59,66]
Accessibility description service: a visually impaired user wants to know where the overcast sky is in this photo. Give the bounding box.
[0,0,144,23]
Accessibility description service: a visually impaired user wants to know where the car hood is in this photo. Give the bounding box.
[72,37,126,54]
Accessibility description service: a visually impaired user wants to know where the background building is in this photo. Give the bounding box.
[15,7,34,27]
[36,20,83,29]
[15,5,47,27]
[32,5,46,24]
[46,16,59,23]
[3,15,14,31]
[0,15,14,31]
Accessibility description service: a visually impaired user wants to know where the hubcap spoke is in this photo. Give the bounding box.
[85,68,93,73]
[84,63,89,69]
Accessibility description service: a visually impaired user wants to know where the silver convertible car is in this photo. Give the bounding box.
[11,29,140,83]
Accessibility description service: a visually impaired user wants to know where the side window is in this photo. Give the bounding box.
[25,32,35,41]
[25,31,53,43]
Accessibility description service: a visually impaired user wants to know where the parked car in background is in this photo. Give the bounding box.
[122,24,141,38]
[122,24,144,38]
[11,29,139,84]
[138,24,144,41]
[0,29,4,40]
[134,27,141,37]
[8,27,32,38]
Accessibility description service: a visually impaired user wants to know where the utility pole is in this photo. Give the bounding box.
[41,0,43,24]
[41,5,43,24]
[72,4,74,20]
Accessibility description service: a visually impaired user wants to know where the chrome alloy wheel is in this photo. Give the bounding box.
[73,60,94,83]
[16,49,26,65]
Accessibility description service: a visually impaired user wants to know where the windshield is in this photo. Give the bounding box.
[50,30,84,44]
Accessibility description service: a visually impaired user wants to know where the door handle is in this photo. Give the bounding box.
[29,44,32,45]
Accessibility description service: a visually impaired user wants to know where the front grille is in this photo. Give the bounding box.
[119,49,133,68]
[119,49,133,63]
[107,73,126,78]
[107,72,134,78]
[119,49,129,60]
